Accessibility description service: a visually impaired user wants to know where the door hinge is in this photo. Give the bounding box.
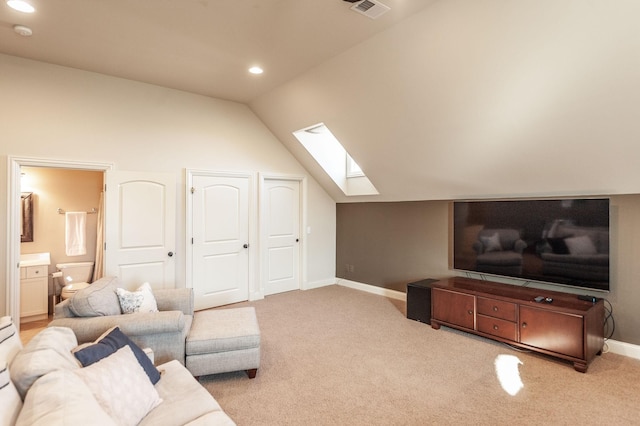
[191,237,194,244]
[191,187,195,194]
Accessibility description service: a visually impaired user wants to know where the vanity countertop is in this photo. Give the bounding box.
[19,252,51,267]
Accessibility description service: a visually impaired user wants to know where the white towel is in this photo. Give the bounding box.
[65,212,87,256]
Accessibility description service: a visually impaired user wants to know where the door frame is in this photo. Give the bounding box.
[6,156,113,329]
[185,169,257,301]
[258,173,307,297]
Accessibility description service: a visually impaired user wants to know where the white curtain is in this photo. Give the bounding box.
[92,192,105,281]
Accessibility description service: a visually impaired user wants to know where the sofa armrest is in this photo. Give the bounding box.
[53,299,74,319]
[514,239,527,254]
[154,288,194,316]
[48,311,185,344]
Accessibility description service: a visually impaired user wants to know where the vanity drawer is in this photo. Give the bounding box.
[477,297,516,321]
[477,314,518,341]
[25,265,47,279]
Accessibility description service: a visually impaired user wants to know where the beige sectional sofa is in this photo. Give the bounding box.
[1,317,235,425]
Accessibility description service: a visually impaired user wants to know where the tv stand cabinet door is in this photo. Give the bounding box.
[432,288,475,330]
[520,306,584,359]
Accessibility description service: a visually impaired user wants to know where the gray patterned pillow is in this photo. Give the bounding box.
[115,283,158,314]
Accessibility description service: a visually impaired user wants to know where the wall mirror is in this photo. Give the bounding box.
[21,192,34,242]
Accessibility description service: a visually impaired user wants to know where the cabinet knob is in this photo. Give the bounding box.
[493,325,499,330]
[467,310,473,315]
[522,322,527,329]
[493,306,498,312]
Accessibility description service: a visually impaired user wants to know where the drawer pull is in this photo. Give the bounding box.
[493,306,498,312]
[493,325,499,330]
[522,322,527,329]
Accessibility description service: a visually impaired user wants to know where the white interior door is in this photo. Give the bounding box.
[190,173,250,310]
[105,171,176,290]
[263,179,300,296]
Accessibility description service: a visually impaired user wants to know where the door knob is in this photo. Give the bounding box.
[168,252,174,257]
[296,238,299,242]
[243,244,249,249]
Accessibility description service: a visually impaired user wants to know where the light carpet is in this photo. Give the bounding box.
[200,285,640,425]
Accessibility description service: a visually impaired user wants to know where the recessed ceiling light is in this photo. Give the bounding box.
[13,24,32,36]
[248,66,264,75]
[7,0,35,13]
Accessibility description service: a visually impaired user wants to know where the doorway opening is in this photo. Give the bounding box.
[7,157,112,331]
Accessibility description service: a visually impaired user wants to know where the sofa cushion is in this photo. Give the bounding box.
[141,360,228,426]
[10,327,79,399]
[116,282,159,314]
[15,368,116,426]
[69,276,122,317]
[73,326,160,384]
[75,345,162,426]
[0,362,22,426]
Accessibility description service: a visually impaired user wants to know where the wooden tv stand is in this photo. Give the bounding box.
[430,277,604,372]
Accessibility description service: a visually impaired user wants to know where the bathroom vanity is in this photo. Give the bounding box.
[19,253,51,323]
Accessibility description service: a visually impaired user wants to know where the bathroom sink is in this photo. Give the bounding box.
[19,252,51,267]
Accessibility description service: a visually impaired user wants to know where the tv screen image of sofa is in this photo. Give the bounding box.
[453,198,610,292]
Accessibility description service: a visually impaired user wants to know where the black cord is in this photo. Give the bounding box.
[602,298,615,340]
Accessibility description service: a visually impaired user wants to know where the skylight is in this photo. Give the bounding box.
[293,123,378,196]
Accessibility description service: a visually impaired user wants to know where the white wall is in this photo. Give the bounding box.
[0,54,336,316]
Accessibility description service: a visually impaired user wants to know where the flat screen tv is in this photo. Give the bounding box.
[453,198,610,292]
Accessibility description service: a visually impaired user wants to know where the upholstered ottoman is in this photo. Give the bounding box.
[185,307,261,379]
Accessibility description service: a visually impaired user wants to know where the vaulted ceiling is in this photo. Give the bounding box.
[0,0,434,103]
[3,0,640,202]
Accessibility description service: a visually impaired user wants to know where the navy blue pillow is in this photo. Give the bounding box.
[74,326,161,384]
[546,237,570,254]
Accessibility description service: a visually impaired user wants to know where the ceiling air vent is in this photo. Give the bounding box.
[350,0,390,20]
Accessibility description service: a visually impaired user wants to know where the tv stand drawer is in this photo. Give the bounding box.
[477,297,516,321]
[477,314,517,341]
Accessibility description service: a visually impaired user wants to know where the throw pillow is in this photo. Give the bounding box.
[9,327,79,400]
[564,235,598,255]
[116,282,159,314]
[69,276,122,317]
[0,316,23,366]
[546,237,570,254]
[73,326,160,384]
[74,346,162,426]
[480,233,502,252]
[0,362,22,426]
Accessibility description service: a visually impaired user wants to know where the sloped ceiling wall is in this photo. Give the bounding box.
[250,0,640,202]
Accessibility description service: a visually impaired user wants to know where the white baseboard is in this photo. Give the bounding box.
[304,278,337,291]
[336,278,406,301]
[605,339,640,360]
[335,278,640,361]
